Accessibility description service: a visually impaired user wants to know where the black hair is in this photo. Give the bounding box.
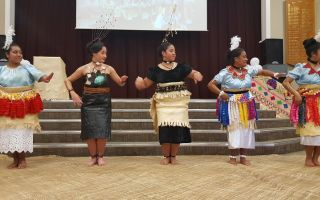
[157,42,173,58]
[5,43,22,59]
[86,38,106,56]
[227,47,245,65]
[5,43,21,54]
[303,38,320,58]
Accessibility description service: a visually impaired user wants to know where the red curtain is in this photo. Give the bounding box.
[15,0,261,98]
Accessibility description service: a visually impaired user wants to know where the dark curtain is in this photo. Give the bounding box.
[15,0,261,98]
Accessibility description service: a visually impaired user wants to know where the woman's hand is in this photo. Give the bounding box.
[278,73,287,79]
[41,72,54,83]
[293,94,302,105]
[135,76,145,90]
[120,75,128,86]
[70,91,83,107]
[274,72,286,79]
[120,75,128,83]
[220,93,229,101]
[193,72,203,84]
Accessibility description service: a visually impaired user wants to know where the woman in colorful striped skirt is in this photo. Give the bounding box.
[208,36,282,166]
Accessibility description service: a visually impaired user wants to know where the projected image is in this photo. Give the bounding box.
[76,0,207,31]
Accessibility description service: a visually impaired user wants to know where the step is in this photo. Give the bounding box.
[31,138,302,156]
[34,127,296,143]
[39,109,276,119]
[39,118,291,130]
[43,99,260,109]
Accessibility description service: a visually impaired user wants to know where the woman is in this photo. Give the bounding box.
[135,42,203,165]
[65,39,128,166]
[282,37,320,167]
[207,36,281,166]
[0,43,53,169]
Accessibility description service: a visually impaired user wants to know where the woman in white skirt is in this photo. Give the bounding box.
[0,43,53,169]
[283,35,320,167]
[208,36,281,166]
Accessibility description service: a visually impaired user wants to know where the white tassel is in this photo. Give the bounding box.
[3,25,15,50]
[228,98,232,124]
[158,121,191,128]
[154,90,191,99]
[225,93,256,132]
[314,29,320,42]
[230,35,241,51]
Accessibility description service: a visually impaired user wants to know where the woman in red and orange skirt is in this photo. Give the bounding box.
[0,43,53,169]
[283,36,320,167]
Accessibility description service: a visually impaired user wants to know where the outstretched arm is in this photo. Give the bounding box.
[257,69,285,79]
[187,70,203,84]
[39,72,54,83]
[135,77,154,90]
[109,66,128,87]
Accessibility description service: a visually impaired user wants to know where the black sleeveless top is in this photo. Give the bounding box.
[84,67,110,88]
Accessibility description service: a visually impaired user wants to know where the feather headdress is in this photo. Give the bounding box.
[161,3,178,44]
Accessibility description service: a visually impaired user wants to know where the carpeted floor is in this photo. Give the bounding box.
[0,152,319,200]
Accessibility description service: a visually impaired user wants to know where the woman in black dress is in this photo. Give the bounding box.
[65,39,128,166]
[135,42,203,165]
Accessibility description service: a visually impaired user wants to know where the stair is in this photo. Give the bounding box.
[32,99,302,156]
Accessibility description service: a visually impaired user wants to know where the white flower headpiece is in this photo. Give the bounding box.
[229,35,241,51]
[3,25,15,50]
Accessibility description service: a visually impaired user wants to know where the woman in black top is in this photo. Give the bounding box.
[135,42,203,165]
[65,39,128,166]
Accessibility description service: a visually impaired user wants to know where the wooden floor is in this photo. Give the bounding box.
[0,152,319,200]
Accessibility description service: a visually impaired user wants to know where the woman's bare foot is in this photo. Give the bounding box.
[7,160,19,169]
[228,156,237,165]
[97,157,106,166]
[228,159,237,165]
[160,156,170,165]
[170,156,178,165]
[17,153,27,169]
[7,153,19,169]
[305,159,316,167]
[88,156,97,166]
[312,159,320,166]
[240,156,251,166]
[17,159,27,169]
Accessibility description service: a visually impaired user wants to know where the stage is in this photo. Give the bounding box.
[1,152,319,199]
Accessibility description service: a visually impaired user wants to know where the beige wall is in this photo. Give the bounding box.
[0,0,5,35]
[270,0,285,39]
[270,0,320,39]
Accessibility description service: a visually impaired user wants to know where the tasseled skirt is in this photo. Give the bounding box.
[217,91,258,149]
[0,86,43,153]
[150,82,191,144]
[290,86,320,145]
[217,91,258,132]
